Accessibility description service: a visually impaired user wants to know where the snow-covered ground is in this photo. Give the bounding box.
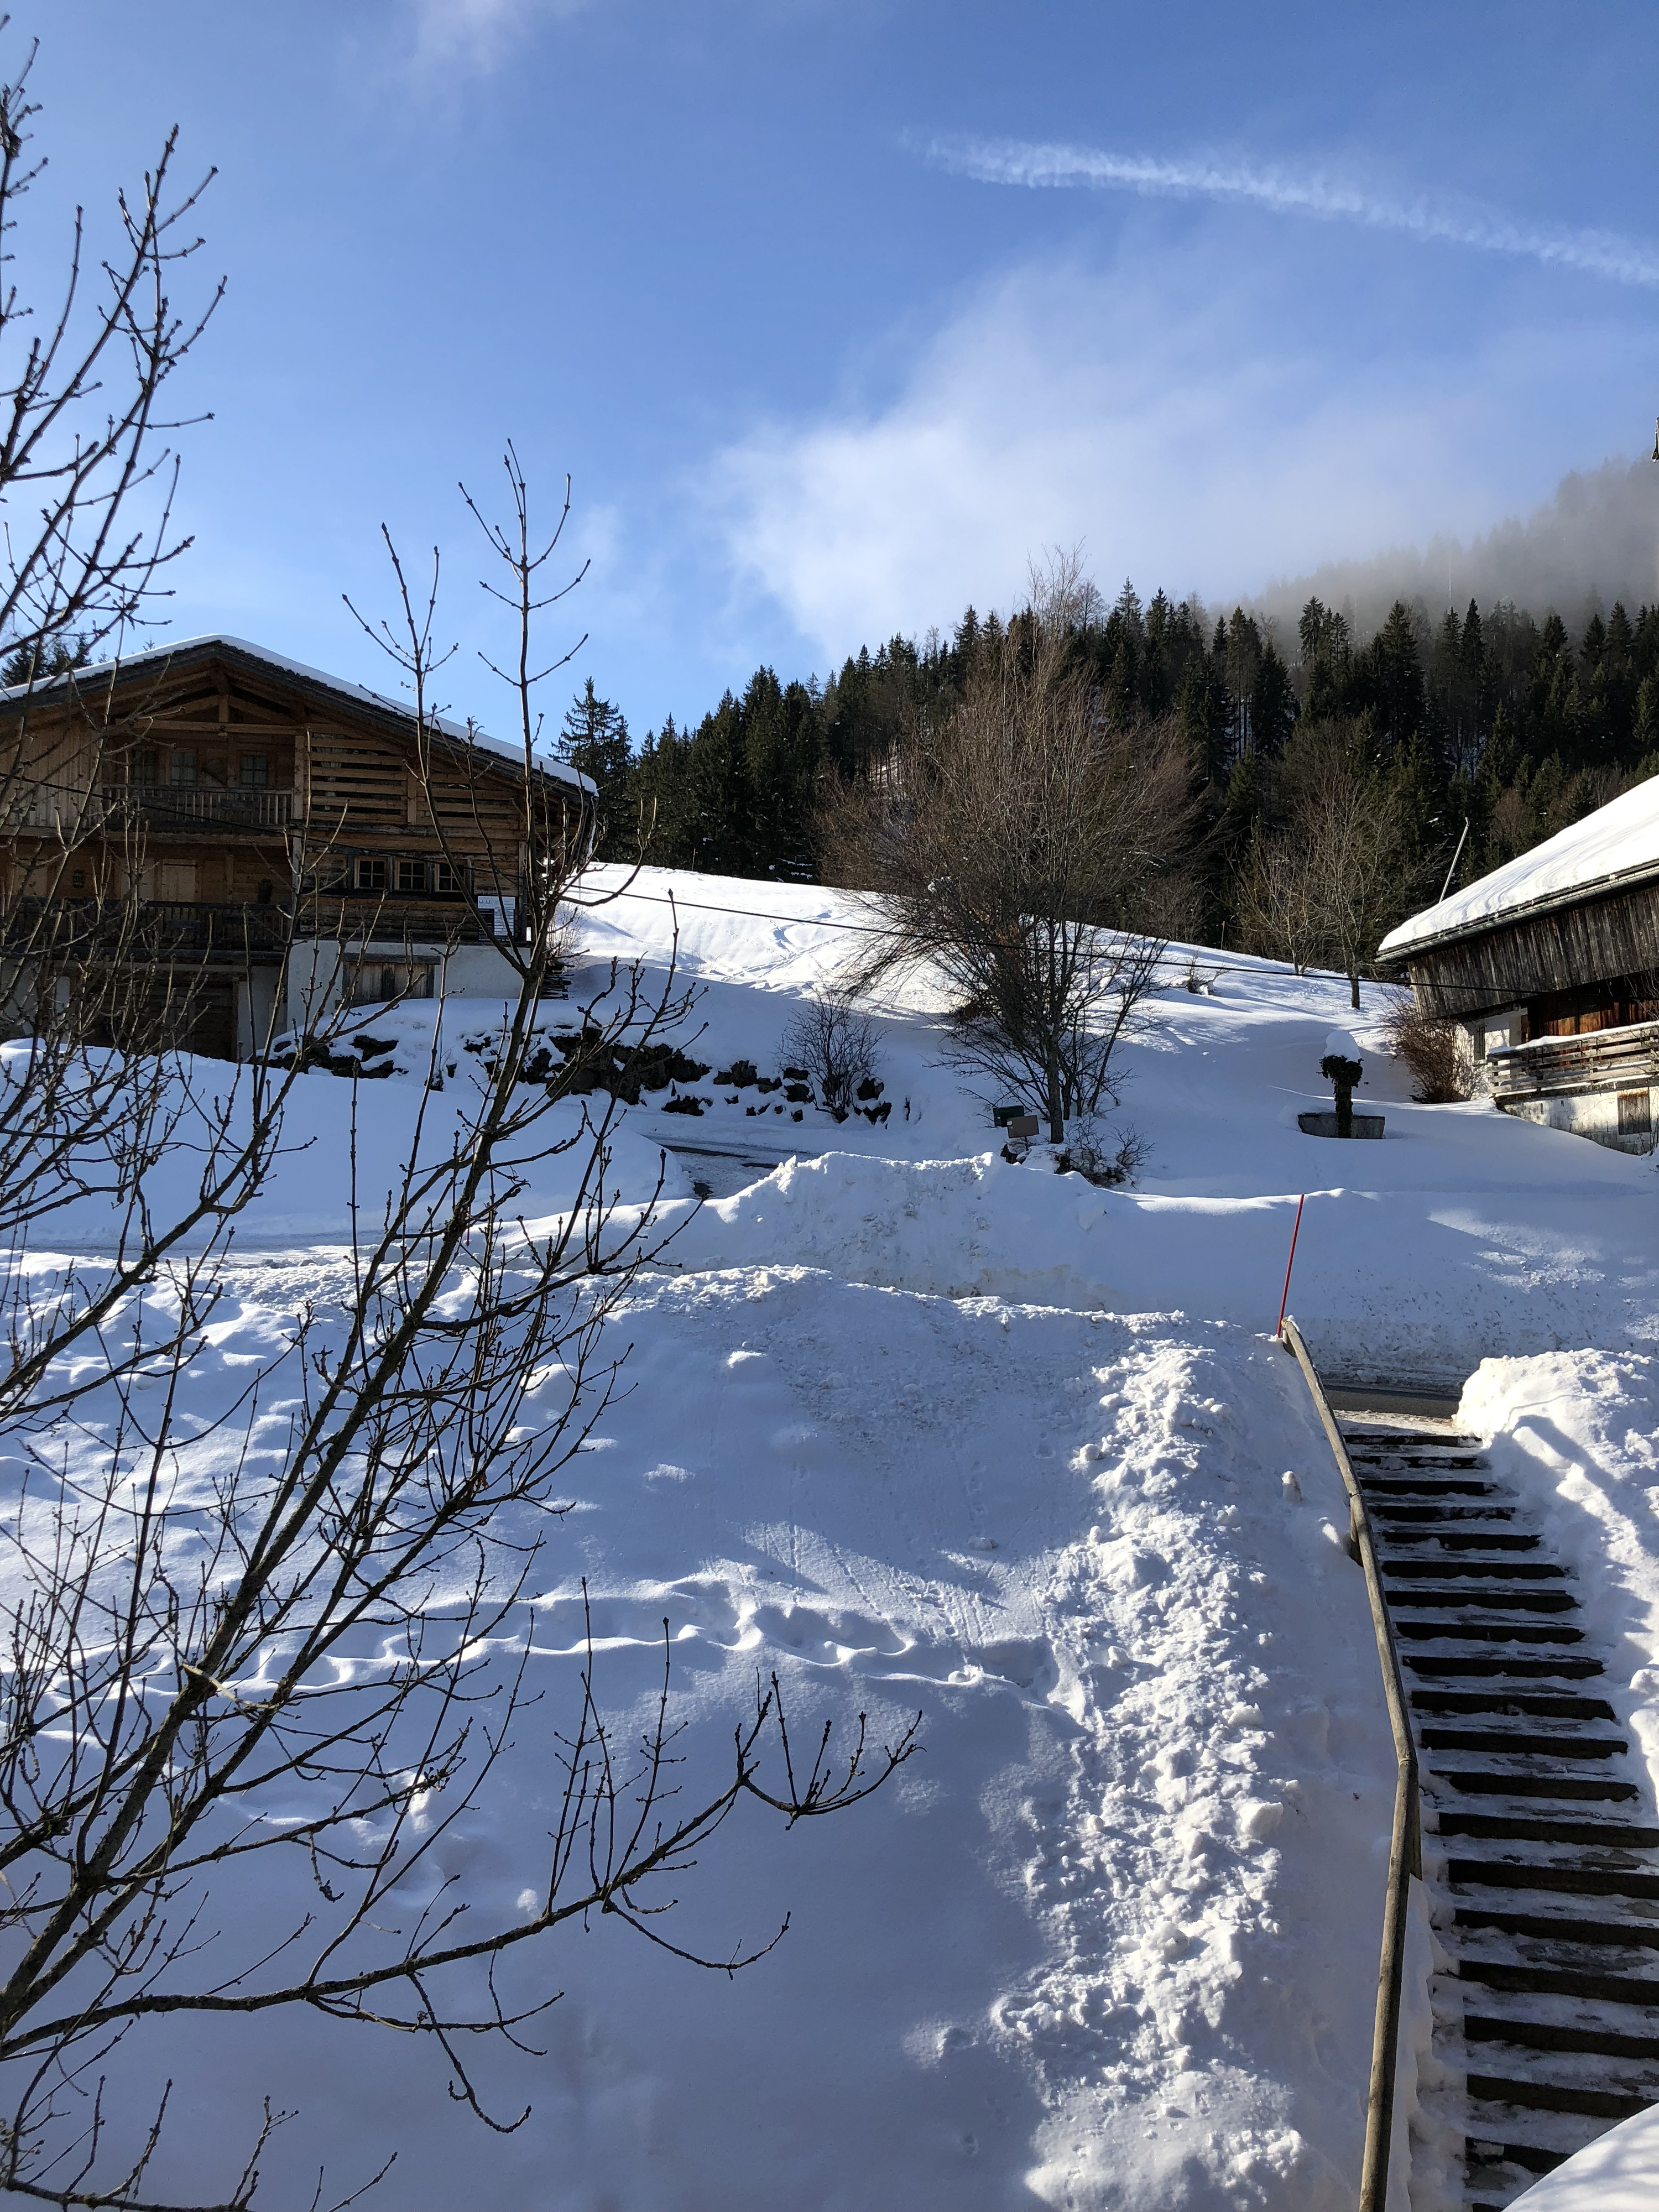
[8,864,1659,2209]
[568,866,1659,1389]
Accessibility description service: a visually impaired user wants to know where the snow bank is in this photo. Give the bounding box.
[29,864,1659,1387]
[648,1150,1659,1390]
[23,1273,1397,2210]
[1,1021,692,1252]
[1506,2101,1659,2207]
[1459,1349,1659,1795]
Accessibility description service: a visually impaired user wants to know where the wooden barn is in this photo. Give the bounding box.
[0,635,593,1059]
[1379,777,1659,1151]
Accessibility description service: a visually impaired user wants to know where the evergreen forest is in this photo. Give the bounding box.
[559,589,1659,964]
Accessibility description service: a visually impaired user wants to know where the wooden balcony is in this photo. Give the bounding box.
[4,783,296,834]
[100,784,296,831]
[3,898,514,958]
[1488,1019,1659,1104]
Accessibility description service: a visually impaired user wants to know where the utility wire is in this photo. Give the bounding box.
[568,884,889,935]
[566,881,1339,985]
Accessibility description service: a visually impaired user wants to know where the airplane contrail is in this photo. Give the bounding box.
[924,135,1659,290]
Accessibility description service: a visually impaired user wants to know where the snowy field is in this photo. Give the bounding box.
[7,865,1659,2209]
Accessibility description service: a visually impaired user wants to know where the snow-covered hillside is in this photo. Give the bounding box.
[9,864,1659,2209]
[568,865,1659,1389]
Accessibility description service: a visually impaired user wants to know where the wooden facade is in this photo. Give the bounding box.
[1387,823,1659,1150]
[0,637,591,1058]
[1399,872,1659,1037]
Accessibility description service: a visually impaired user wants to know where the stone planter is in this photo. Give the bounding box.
[1298,1111,1385,1139]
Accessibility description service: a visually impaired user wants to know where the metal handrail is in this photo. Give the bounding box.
[1279,1314,1421,2212]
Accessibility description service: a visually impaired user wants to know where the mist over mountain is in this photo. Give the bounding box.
[1251,455,1659,641]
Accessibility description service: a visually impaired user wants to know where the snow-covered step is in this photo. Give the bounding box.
[1407,1653,1607,1682]
[1436,1809,1659,1853]
[1340,1416,1659,2210]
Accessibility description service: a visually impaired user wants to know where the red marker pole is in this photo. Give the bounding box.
[1276,1192,1307,1340]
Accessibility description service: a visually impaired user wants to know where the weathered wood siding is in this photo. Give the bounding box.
[1407,875,1659,1017]
[0,649,583,925]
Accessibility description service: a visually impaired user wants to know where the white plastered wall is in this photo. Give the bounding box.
[279,938,526,1035]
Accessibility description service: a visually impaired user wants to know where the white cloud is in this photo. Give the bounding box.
[705,247,1655,661]
[926,136,1659,291]
[406,0,590,73]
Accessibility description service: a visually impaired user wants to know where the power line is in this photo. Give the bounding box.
[566,881,1332,984]
[567,884,890,936]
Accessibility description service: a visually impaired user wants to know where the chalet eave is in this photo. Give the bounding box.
[0,635,593,806]
[1386,851,1659,962]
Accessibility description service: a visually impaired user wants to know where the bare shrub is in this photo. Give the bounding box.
[781,985,880,1121]
[1380,987,1474,1102]
[1055,1120,1151,1187]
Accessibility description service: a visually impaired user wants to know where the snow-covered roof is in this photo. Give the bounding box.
[1380,772,1659,957]
[0,633,594,797]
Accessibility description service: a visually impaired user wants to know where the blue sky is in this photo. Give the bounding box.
[35,1,1659,739]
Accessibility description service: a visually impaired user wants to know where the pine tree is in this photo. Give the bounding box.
[1,633,90,689]
[1357,602,1427,761]
[1297,599,1352,725]
[560,677,634,855]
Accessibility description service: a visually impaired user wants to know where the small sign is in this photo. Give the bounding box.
[993,1103,1025,1128]
[1006,1114,1041,1140]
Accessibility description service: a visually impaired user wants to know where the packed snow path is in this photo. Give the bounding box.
[1343,1422,1659,2209]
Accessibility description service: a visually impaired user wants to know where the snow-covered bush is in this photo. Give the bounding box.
[1319,1028,1365,1137]
[1053,1118,1150,1187]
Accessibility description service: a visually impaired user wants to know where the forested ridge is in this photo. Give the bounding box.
[562,586,1659,958]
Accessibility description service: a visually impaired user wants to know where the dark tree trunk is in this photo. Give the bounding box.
[1046,1053,1065,1145]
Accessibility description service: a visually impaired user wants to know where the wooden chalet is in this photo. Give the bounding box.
[0,635,592,1059]
[1379,776,1659,1151]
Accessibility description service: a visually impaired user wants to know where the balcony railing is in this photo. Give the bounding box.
[2,783,296,833]
[1,899,291,956]
[100,784,295,830]
[2,898,529,956]
[1488,1018,1659,1102]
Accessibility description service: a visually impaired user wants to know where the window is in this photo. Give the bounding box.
[239,753,268,788]
[130,747,159,786]
[1618,1090,1652,1138]
[347,961,435,1008]
[433,858,466,895]
[169,749,197,787]
[353,856,388,891]
[396,857,427,893]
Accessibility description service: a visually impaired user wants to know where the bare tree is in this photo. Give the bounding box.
[0,38,220,686]
[1235,723,1425,1009]
[821,562,1194,1143]
[1233,820,1322,978]
[0,46,347,1442]
[0,467,918,2212]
